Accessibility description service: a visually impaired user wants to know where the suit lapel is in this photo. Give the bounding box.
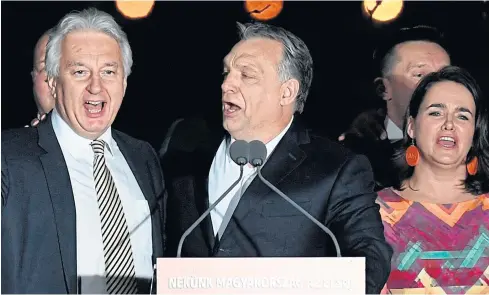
[194,173,215,252]
[38,116,77,294]
[113,132,164,259]
[193,130,226,254]
[191,118,309,255]
[113,132,154,206]
[230,119,308,228]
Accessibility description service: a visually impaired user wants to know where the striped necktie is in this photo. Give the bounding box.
[91,139,138,294]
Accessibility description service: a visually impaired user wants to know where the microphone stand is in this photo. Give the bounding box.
[176,166,244,258]
[256,168,342,257]
[248,140,342,257]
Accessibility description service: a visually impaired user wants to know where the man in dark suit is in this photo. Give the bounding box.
[163,22,392,294]
[338,25,451,190]
[2,8,165,294]
[29,28,55,127]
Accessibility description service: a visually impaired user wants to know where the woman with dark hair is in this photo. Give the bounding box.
[377,65,489,294]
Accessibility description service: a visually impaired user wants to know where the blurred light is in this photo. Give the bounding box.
[115,0,155,19]
[363,0,403,22]
[245,0,283,21]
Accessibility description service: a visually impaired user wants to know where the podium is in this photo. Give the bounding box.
[156,257,365,294]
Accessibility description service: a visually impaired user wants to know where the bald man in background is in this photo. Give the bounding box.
[29,28,54,127]
[338,25,451,190]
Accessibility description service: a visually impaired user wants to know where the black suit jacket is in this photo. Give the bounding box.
[339,112,404,191]
[342,135,405,191]
[1,115,166,294]
[162,117,392,294]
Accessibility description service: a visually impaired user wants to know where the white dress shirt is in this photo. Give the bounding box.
[51,109,153,294]
[385,116,403,142]
[208,117,294,236]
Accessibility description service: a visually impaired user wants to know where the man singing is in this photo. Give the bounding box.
[2,8,166,294]
[163,21,392,294]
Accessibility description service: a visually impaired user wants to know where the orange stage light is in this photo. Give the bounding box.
[363,0,403,22]
[245,0,283,21]
[115,0,155,20]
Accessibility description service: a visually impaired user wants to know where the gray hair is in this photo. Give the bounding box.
[236,22,313,114]
[46,8,132,78]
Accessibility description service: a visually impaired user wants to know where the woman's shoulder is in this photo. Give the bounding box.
[376,187,403,203]
[375,188,408,215]
[480,193,489,210]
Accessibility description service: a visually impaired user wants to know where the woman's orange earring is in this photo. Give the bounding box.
[406,139,420,167]
[467,157,478,176]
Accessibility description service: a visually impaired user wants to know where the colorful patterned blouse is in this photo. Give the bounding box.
[377,188,489,294]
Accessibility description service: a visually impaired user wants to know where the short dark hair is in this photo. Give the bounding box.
[393,66,489,195]
[373,25,448,77]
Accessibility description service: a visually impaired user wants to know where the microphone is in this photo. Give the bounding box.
[248,140,342,257]
[176,139,250,258]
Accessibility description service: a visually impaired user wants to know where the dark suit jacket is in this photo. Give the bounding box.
[162,117,392,294]
[1,115,166,294]
[341,133,405,191]
[339,111,404,191]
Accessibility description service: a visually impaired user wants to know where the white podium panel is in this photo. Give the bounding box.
[157,257,365,294]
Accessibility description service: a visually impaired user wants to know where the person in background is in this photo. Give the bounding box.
[2,8,165,294]
[163,21,392,294]
[339,25,451,190]
[377,65,489,294]
[30,28,55,127]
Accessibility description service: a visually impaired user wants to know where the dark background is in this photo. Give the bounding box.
[2,1,488,149]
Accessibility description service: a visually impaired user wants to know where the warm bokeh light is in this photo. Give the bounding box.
[245,0,283,21]
[115,0,155,19]
[363,0,403,22]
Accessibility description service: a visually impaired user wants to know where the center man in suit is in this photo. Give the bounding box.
[163,22,392,294]
[2,8,165,294]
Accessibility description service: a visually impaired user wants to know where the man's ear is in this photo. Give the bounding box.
[374,77,392,102]
[280,78,299,107]
[47,77,57,98]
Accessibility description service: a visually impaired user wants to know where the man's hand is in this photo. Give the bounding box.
[338,108,387,142]
[28,113,47,127]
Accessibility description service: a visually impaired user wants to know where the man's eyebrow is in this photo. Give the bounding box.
[236,64,261,73]
[223,54,259,67]
[224,63,262,76]
[407,62,428,71]
[103,62,119,67]
[66,61,119,67]
[67,61,85,67]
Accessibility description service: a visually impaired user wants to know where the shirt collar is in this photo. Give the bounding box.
[227,116,294,161]
[384,116,403,142]
[51,107,115,158]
